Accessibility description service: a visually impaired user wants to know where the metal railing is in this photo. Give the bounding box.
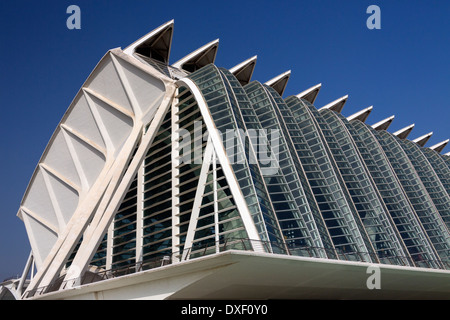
[23,237,450,298]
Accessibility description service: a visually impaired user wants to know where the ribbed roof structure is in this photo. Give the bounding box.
[7,20,449,300]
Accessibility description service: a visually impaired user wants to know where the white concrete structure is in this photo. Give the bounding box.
[296,83,321,104]
[265,70,291,96]
[393,124,415,140]
[4,20,449,300]
[372,115,395,131]
[413,132,433,147]
[20,251,450,300]
[430,140,450,153]
[319,95,348,113]
[347,106,373,123]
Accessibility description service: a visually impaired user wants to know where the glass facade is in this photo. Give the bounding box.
[285,96,373,262]
[320,109,410,265]
[243,80,329,258]
[374,130,450,263]
[421,148,450,199]
[142,110,173,261]
[443,154,450,170]
[175,84,249,256]
[348,120,443,268]
[187,65,287,254]
[80,60,449,274]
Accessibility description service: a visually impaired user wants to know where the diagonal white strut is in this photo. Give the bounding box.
[182,139,215,260]
[177,78,265,253]
[62,87,175,288]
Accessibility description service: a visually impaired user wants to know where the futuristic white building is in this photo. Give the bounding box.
[2,20,450,300]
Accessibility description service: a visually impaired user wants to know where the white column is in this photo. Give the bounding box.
[171,93,180,262]
[213,150,219,253]
[135,154,145,269]
[181,140,213,260]
[105,219,113,270]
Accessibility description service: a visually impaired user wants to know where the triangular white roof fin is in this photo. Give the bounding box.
[124,20,174,63]
[429,139,449,153]
[347,106,373,123]
[229,56,257,86]
[372,115,395,131]
[296,83,322,104]
[412,132,433,147]
[319,95,348,113]
[172,39,219,72]
[393,124,415,140]
[265,70,291,96]
[444,152,450,156]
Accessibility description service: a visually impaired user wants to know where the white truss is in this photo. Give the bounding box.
[22,47,176,293]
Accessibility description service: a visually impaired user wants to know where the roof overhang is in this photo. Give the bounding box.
[347,106,373,123]
[30,250,450,300]
[372,115,395,131]
[264,70,291,96]
[393,124,415,140]
[412,132,433,147]
[319,95,348,113]
[429,139,449,153]
[123,20,174,64]
[296,83,322,104]
[229,56,257,86]
[172,39,219,72]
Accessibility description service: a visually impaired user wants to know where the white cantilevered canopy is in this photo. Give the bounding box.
[172,39,219,72]
[123,20,174,63]
[372,115,395,131]
[347,106,373,123]
[393,124,415,140]
[229,56,257,86]
[429,139,449,153]
[412,132,433,147]
[296,83,322,104]
[319,95,348,113]
[265,70,291,96]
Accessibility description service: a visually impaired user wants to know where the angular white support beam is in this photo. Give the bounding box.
[347,106,373,123]
[319,95,348,113]
[124,20,174,64]
[444,152,450,156]
[412,132,433,147]
[172,39,219,72]
[229,56,257,86]
[18,251,34,297]
[296,83,322,104]
[177,78,264,252]
[372,115,395,131]
[429,139,449,153]
[393,124,415,140]
[182,140,214,261]
[265,70,291,96]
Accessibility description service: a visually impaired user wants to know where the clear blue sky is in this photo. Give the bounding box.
[0,0,449,281]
